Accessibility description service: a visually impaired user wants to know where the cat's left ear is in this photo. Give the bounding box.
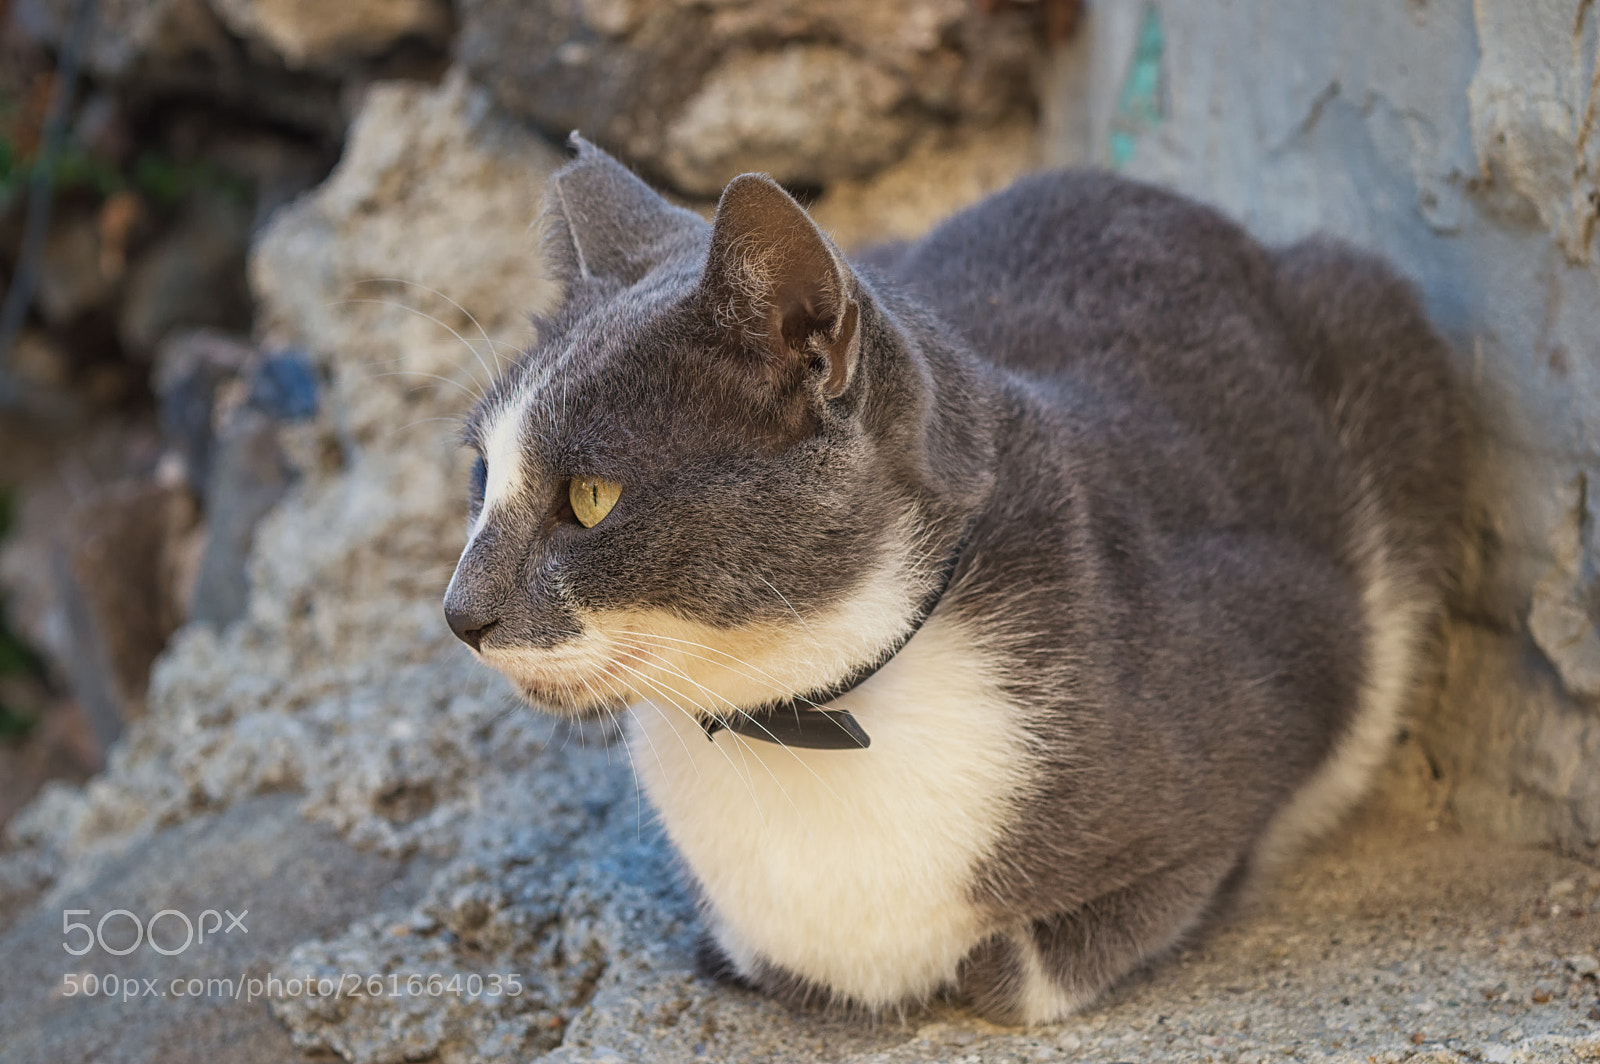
[701,174,860,399]
[544,134,706,288]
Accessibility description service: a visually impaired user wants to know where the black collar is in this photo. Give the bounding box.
[700,529,969,751]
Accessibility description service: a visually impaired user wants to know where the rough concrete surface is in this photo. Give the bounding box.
[1068,0,1600,863]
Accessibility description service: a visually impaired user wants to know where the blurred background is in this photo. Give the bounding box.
[0,1,1598,1061]
[0,0,1070,826]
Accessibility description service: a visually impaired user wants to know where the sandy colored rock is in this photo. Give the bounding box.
[456,0,1043,195]
[209,0,451,69]
[812,120,1040,251]
[659,45,917,195]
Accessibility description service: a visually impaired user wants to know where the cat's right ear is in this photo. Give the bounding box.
[700,174,860,400]
[542,134,705,288]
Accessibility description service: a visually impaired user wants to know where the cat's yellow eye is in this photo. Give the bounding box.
[569,476,622,527]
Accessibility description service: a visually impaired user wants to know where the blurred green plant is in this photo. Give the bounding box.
[0,90,251,214]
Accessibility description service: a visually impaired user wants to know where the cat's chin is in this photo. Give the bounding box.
[510,677,631,719]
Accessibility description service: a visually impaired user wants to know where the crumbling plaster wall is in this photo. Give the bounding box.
[1061,0,1600,859]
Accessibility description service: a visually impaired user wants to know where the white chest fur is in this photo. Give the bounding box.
[629,616,1031,1008]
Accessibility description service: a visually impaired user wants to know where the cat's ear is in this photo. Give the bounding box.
[543,134,705,287]
[702,174,860,399]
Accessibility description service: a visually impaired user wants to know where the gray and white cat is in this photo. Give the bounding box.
[442,136,1465,1023]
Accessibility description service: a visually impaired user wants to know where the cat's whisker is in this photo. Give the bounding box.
[329,297,494,396]
[334,293,511,383]
[756,575,824,648]
[594,664,704,791]
[610,659,773,821]
[383,414,470,442]
[610,630,830,711]
[352,277,514,375]
[591,668,679,800]
[617,632,886,749]
[364,368,482,402]
[622,643,846,807]
[581,673,646,837]
[617,652,813,816]
[615,634,885,745]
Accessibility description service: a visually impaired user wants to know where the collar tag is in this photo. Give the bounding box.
[702,708,871,749]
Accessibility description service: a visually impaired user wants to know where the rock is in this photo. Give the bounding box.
[188,408,294,628]
[1064,0,1600,864]
[54,480,196,746]
[36,212,121,326]
[13,0,234,83]
[152,329,256,493]
[0,795,435,1063]
[1469,1,1600,263]
[0,69,567,968]
[208,0,451,70]
[251,69,562,448]
[658,44,918,195]
[456,0,1045,195]
[118,193,253,360]
[810,119,1038,250]
[1569,954,1600,977]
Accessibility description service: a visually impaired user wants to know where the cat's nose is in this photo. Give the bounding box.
[445,603,499,651]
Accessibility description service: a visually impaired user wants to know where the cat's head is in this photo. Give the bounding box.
[442,137,990,720]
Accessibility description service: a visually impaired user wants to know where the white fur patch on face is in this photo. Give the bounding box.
[471,392,531,544]
[580,516,943,720]
[628,614,1032,1010]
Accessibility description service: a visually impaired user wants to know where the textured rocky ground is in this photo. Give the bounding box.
[2,711,1598,1064]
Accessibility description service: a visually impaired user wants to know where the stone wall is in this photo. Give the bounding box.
[1060,0,1600,863]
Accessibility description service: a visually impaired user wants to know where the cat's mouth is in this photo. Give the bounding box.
[512,676,631,715]
[479,643,649,719]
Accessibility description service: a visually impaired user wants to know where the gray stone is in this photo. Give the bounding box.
[209,0,451,70]
[1059,0,1600,863]
[809,119,1039,250]
[13,0,234,83]
[188,408,294,629]
[54,480,197,746]
[455,0,1044,195]
[0,795,434,1064]
[118,193,253,360]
